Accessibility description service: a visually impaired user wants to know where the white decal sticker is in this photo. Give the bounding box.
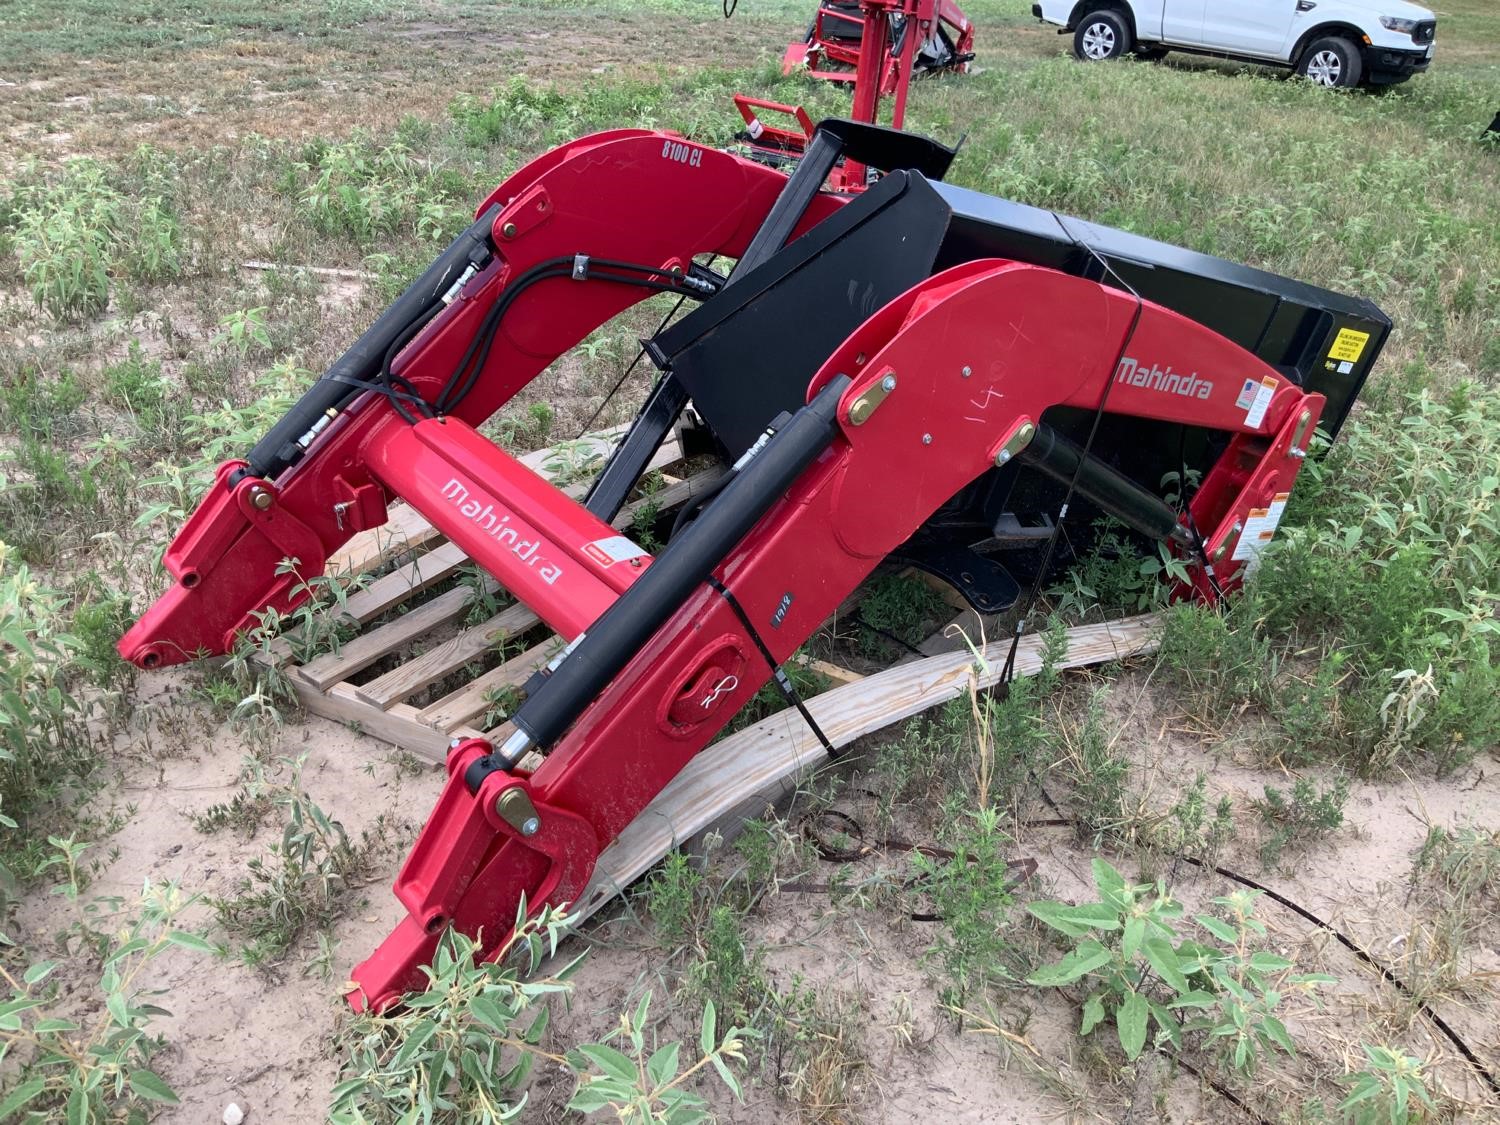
[1230,492,1291,572]
[1244,376,1277,429]
[583,535,648,568]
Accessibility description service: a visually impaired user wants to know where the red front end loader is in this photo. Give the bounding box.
[119,116,1389,1011]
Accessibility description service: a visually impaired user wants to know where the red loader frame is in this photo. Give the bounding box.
[119,125,1330,1011]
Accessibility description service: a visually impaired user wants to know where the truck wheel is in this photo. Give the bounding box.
[1297,36,1363,88]
[1073,9,1132,62]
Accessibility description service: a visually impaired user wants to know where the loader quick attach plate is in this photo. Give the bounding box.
[653,169,951,458]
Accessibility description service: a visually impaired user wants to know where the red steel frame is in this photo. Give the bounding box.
[120,130,1322,1010]
[741,0,974,191]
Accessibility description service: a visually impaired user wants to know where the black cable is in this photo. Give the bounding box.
[1174,426,1226,605]
[707,576,839,759]
[796,800,1499,1101]
[1179,855,1500,1097]
[577,253,721,438]
[436,258,580,416]
[670,470,733,540]
[997,215,1145,694]
[848,612,926,658]
[376,299,446,422]
[436,258,710,417]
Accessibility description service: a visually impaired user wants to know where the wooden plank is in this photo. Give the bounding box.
[284,671,482,759]
[327,502,443,580]
[415,641,554,731]
[339,541,470,625]
[298,579,499,691]
[570,614,1163,923]
[794,655,864,686]
[356,601,543,710]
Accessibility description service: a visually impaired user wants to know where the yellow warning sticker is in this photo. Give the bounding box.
[1329,328,1370,364]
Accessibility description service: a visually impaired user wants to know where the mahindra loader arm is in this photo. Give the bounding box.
[120,120,1383,1010]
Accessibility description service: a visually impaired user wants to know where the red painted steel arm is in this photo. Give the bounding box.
[348,259,1322,1009]
[119,132,844,669]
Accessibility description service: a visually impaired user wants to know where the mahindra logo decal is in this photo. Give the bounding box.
[1115,356,1214,400]
[440,478,563,586]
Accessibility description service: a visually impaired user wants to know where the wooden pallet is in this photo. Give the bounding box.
[269,427,707,759]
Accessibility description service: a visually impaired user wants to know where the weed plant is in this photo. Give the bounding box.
[212,756,387,964]
[0,881,219,1120]
[912,806,1019,1007]
[1253,777,1348,869]
[853,572,949,661]
[1027,860,1334,1074]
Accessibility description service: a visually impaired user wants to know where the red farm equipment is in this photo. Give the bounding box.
[784,0,975,90]
[737,0,975,190]
[121,69,1389,1011]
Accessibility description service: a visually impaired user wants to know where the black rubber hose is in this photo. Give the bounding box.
[243,205,499,480]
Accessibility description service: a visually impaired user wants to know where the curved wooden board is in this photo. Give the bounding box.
[571,613,1163,924]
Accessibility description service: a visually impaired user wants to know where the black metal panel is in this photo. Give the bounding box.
[929,181,1391,436]
[655,170,952,458]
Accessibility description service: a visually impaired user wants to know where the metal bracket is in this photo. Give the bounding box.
[848,370,897,426]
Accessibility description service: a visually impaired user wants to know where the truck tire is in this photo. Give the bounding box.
[1296,36,1363,88]
[1073,9,1132,62]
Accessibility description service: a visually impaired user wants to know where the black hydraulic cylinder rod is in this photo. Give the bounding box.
[1019,423,1195,549]
[242,204,499,482]
[509,375,850,755]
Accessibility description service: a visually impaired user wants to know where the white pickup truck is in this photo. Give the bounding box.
[1031,0,1437,88]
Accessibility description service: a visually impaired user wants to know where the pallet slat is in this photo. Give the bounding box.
[340,541,471,624]
[415,641,553,730]
[346,469,721,711]
[356,601,542,710]
[299,580,498,691]
[285,672,484,757]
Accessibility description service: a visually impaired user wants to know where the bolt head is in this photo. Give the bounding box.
[921,433,933,445]
[501,221,518,239]
[881,374,897,392]
[249,487,272,510]
[961,365,972,378]
[520,817,540,837]
[997,449,1011,464]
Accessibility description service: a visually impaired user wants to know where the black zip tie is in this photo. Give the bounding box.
[707,576,839,760]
